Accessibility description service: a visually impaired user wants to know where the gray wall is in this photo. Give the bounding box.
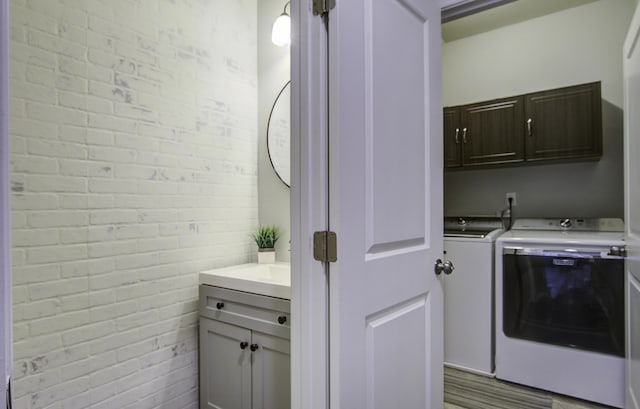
[258,0,290,261]
[443,0,633,218]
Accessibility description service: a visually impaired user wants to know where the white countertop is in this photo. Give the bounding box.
[199,262,291,299]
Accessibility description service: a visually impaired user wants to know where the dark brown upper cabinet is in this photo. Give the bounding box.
[444,96,525,168]
[460,97,525,167]
[524,82,602,162]
[444,107,462,168]
[443,81,602,170]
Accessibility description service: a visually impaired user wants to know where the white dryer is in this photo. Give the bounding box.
[444,217,504,376]
[495,218,626,407]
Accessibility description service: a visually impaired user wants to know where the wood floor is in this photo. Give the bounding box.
[444,397,612,409]
[548,397,617,409]
[444,367,615,409]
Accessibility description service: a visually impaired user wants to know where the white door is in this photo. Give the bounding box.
[1,0,11,406]
[327,0,444,407]
[624,2,640,408]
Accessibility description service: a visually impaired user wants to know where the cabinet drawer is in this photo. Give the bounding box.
[199,285,290,339]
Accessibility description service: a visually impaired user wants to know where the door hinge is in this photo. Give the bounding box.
[313,231,337,263]
[313,0,335,16]
[6,376,12,409]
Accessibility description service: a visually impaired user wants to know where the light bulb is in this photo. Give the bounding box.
[271,12,291,47]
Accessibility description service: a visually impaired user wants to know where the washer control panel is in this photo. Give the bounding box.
[511,218,624,232]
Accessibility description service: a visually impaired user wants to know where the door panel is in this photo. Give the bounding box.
[625,3,640,409]
[366,0,428,249]
[328,0,443,407]
[366,296,429,408]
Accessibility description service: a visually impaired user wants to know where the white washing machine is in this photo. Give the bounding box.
[495,218,626,407]
[444,217,504,376]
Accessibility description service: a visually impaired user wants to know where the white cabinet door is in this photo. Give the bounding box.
[327,0,444,408]
[251,332,290,409]
[199,319,252,409]
[624,3,640,409]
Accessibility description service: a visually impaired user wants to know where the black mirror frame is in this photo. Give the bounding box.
[266,80,291,188]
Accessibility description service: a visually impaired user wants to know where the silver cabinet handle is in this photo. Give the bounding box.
[462,128,468,144]
[454,128,460,144]
[527,118,533,136]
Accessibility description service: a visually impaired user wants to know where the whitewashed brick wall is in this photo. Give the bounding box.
[10,0,259,408]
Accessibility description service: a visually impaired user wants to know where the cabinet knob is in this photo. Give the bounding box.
[527,118,533,136]
[277,315,287,325]
[216,302,224,310]
[462,128,468,144]
[250,343,259,352]
[454,128,460,144]
[240,341,248,350]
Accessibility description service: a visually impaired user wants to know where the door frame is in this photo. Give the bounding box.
[290,0,330,408]
[624,2,640,408]
[1,0,11,405]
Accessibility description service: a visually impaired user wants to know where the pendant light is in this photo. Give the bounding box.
[271,2,291,47]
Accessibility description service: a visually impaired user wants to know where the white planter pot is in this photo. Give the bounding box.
[258,249,276,264]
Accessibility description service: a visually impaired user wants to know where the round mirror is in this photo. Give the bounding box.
[267,81,291,188]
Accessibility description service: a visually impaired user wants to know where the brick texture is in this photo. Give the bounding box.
[10,0,259,408]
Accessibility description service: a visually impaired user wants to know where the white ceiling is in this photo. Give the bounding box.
[442,0,599,42]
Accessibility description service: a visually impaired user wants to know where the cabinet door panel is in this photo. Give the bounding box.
[525,82,602,161]
[461,97,525,166]
[444,107,461,168]
[251,332,291,409]
[200,318,252,409]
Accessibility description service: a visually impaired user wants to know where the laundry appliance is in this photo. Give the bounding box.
[495,218,626,407]
[444,216,504,376]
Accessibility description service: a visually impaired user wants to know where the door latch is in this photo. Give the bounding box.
[434,259,454,276]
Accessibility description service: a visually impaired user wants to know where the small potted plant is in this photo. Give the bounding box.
[253,225,280,264]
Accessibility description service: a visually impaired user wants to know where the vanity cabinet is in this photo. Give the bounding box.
[199,285,290,409]
[444,82,602,169]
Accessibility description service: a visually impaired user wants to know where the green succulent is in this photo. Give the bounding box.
[253,225,281,249]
